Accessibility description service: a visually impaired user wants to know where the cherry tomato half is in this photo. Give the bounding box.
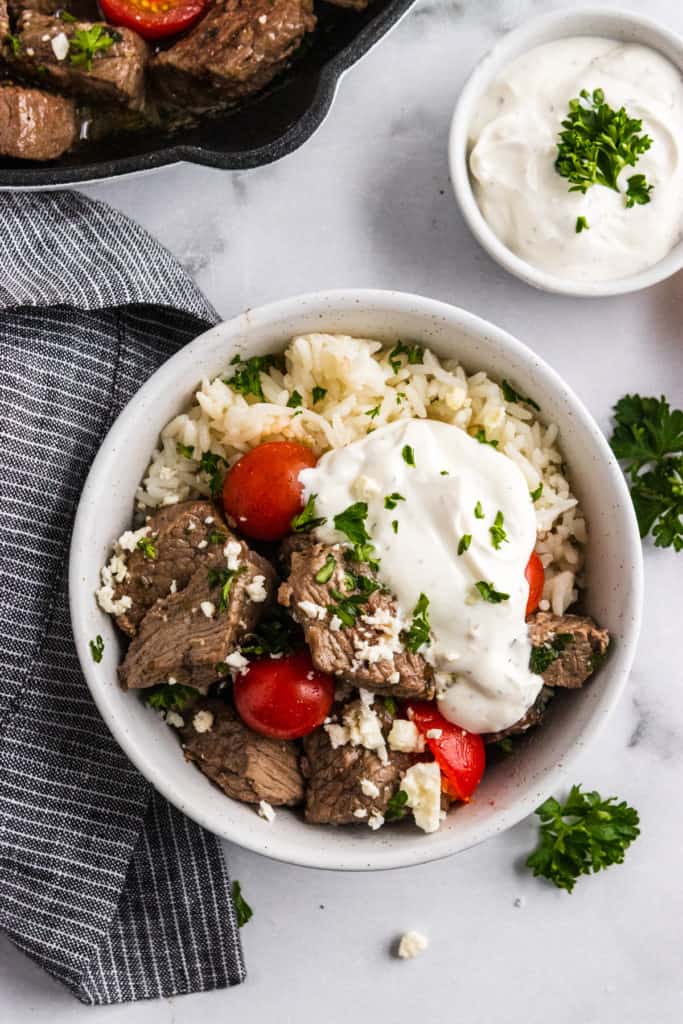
[223,441,317,542]
[406,702,486,802]
[99,0,209,41]
[525,551,545,617]
[233,650,334,740]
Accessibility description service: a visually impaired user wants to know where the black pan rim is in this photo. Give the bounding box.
[0,0,415,188]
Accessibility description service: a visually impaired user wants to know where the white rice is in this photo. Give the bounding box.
[136,334,585,614]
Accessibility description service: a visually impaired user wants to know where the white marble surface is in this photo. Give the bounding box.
[2,0,683,1020]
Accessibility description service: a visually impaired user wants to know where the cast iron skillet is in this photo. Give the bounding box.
[0,0,414,187]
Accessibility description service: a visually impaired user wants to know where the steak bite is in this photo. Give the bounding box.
[108,500,229,637]
[528,611,610,689]
[8,0,99,18]
[152,0,316,113]
[181,699,304,806]
[11,13,148,108]
[0,83,77,160]
[1,0,8,37]
[119,538,276,692]
[278,540,435,700]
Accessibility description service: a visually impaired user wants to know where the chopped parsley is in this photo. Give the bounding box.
[383,696,397,717]
[225,353,283,400]
[402,592,430,652]
[388,340,424,374]
[365,406,381,419]
[529,633,573,674]
[495,737,515,755]
[333,502,379,568]
[291,494,326,533]
[136,535,157,560]
[391,519,399,534]
[440,469,449,476]
[232,880,253,927]
[575,215,590,234]
[474,581,510,604]
[176,442,194,459]
[457,534,472,555]
[530,482,544,502]
[489,511,508,550]
[475,428,499,448]
[69,25,119,71]
[199,451,227,496]
[327,573,379,627]
[208,530,226,545]
[501,379,541,412]
[314,554,337,584]
[401,445,415,467]
[474,500,484,519]
[58,9,78,21]
[312,386,327,404]
[89,635,104,663]
[396,392,407,405]
[240,607,299,660]
[208,566,239,612]
[5,33,21,56]
[526,784,640,893]
[145,683,196,713]
[555,88,653,208]
[384,492,405,510]
[287,389,303,409]
[385,789,409,821]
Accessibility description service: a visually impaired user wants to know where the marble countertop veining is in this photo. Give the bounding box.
[2,1,682,1021]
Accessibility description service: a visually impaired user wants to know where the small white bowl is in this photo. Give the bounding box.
[449,7,683,297]
[69,289,643,871]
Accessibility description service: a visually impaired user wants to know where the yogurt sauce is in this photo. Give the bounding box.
[300,419,543,734]
[468,37,683,282]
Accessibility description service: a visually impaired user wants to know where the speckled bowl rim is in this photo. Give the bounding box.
[69,289,643,871]
[449,6,683,297]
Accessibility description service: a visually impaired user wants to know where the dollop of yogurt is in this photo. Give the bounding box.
[468,37,683,282]
[301,419,543,734]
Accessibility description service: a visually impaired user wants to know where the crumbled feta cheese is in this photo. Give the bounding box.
[168,676,177,685]
[96,581,132,617]
[204,516,214,525]
[50,31,69,61]
[200,601,215,618]
[401,762,442,833]
[368,811,385,831]
[169,579,177,594]
[223,650,249,673]
[353,807,368,819]
[389,670,400,684]
[165,711,184,729]
[224,540,242,570]
[186,520,196,532]
[360,778,380,799]
[197,539,208,550]
[329,615,342,631]
[426,728,442,740]
[298,599,326,620]
[398,931,428,959]
[117,526,151,552]
[257,12,267,22]
[324,723,349,749]
[246,575,268,603]
[108,554,129,583]
[388,719,425,753]
[192,710,214,733]
[351,474,382,500]
[258,800,276,822]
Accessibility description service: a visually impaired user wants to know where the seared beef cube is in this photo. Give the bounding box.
[12,13,148,108]
[528,611,609,689]
[301,698,414,825]
[484,686,554,744]
[181,699,304,806]
[278,540,434,700]
[0,83,77,160]
[119,538,276,691]
[112,500,229,637]
[8,0,99,18]
[152,0,316,112]
[1,0,8,37]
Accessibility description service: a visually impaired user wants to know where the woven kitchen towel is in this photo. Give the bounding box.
[0,191,246,1004]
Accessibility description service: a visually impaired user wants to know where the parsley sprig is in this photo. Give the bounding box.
[89,635,104,663]
[610,394,683,551]
[70,25,120,72]
[526,784,640,893]
[232,880,253,927]
[555,88,654,208]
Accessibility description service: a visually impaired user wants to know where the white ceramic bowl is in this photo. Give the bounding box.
[449,7,683,297]
[69,289,643,870]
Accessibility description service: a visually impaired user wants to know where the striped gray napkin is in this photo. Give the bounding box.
[0,191,246,1004]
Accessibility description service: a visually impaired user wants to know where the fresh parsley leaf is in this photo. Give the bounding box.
[396,392,407,405]
[312,386,327,404]
[225,354,283,400]
[365,405,381,419]
[5,32,22,55]
[208,530,226,545]
[457,534,472,555]
[529,633,573,674]
[402,592,430,652]
[326,589,367,628]
[314,554,337,584]
[440,469,449,476]
[402,445,415,467]
[555,88,653,207]
[136,535,157,560]
[198,451,227,496]
[232,880,253,927]
[474,500,484,519]
[391,519,399,534]
[176,442,194,459]
[58,9,78,21]
[388,340,423,374]
[530,482,544,502]
[474,581,510,603]
[575,215,590,233]
[291,494,326,533]
[501,379,541,412]
[69,25,117,71]
[145,683,197,713]
[495,737,515,755]
[610,394,683,551]
[625,173,654,208]
[384,789,409,822]
[286,390,303,409]
[383,696,397,717]
[475,428,499,448]
[208,566,239,612]
[489,510,508,550]
[384,492,405,510]
[89,635,104,663]
[334,502,370,547]
[526,784,640,893]
[240,607,299,659]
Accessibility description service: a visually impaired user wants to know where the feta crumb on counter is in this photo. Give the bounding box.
[388,719,425,753]
[401,762,442,833]
[258,800,276,822]
[192,710,214,734]
[246,575,268,602]
[397,931,428,959]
